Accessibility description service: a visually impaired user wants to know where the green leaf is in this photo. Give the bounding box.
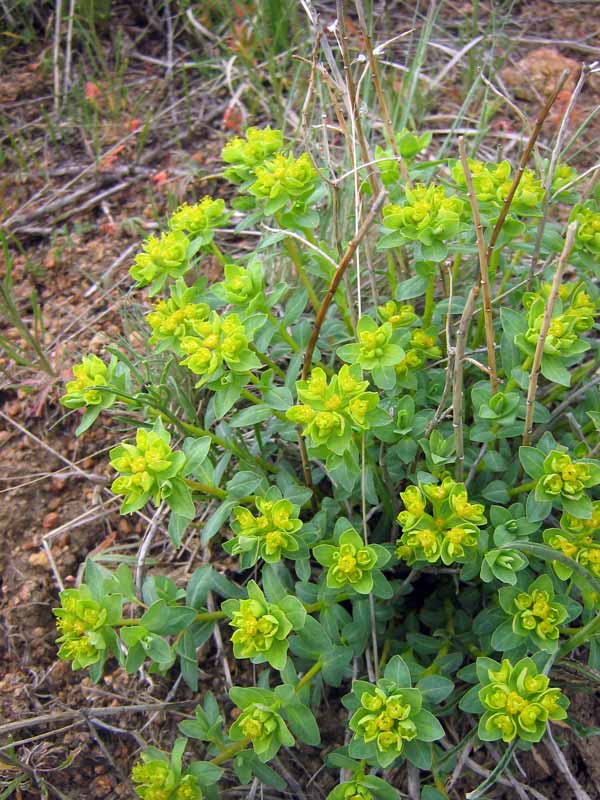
[165,480,195,519]
[395,274,429,300]
[322,646,353,686]
[416,675,454,705]
[403,738,432,770]
[229,404,273,427]
[481,480,510,504]
[562,492,592,519]
[229,686,275,710]
[458,684,484,713]
[284,703,321,746]
[411,709,444,742]
[541,354,571,387]
[183,436,211,475]
[491,620,522,652]
[526,492,552,523]
[188,761,224,786]
[202,500,237,544]
[186,566,214,610]
[500,307,527,339]
[384,655,412,688]
[145,633,173,664]
[168,513,190,547]
[226,471,264,497]
[518,447,545,479]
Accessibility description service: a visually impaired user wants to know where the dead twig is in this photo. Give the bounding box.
[301,189,387,380]
[486,70,570,262]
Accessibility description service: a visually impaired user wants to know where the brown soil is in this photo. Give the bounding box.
[1,2,600,798]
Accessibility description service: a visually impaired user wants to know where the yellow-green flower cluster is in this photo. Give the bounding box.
[524,282,597,335]
[222,580,305,670]
[381,184,464,258]
[551,162,578,199]
[61,354,113,410]
[212,260,263,309]
[229,697,294,762]
[313,525,390,595]
[179,312,260,387]
[498,575,568,652]
[451,159,544,215]
[395,478,486,566]
[130,230,190,295]
[346,658,443,770]
[286,365,380,457]
[570,202,600,260]
[222,126,284,183]
[131,755,203,800]
[169,196,230,241]
[477,657,568,743]
[371,129,431,186]
[328,782,373,800]
[225,487,304,566]
[54,585,118,671]
[396,327,442,379]
[352,687,418,759]
[544,502,600,580]
[146,280,210,353]
[534,450,600,515]
[110,425,188,515]
[377,300,418,329]
[249,152,318,212]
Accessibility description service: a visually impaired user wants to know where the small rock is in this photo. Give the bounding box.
[501,48,579,102]
[43,511,59,530]
[28,551,50,569]
[118,518,132,535]
[90,774,112,798]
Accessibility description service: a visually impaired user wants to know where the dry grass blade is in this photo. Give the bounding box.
[459,136,498,393]
[522,222,578,447]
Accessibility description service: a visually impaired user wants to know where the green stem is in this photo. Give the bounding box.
[186,479,227,499]
[423,274,435,326]
[249,345,286,379]
[295,659,323,693]
[451,252,461,286]
[508,480,536,497]
[240,388,286,421]
[210,241,228,268]
[281,236,320,312]
[559,613,600,659]
[267,310,300,353]
[195,610,227,623]
[210,737,250,766]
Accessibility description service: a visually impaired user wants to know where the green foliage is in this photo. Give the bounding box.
[475,657,569,743]
[54,107,600,797]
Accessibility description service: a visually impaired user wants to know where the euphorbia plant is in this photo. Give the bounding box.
[54,70,600,797]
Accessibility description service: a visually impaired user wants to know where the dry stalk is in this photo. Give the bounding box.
[522,222,578,447]
[302,189,387,380]
[423,264,454,438]
[453,285,480,480]
[353,0,412,186]
[459,136,498,393]
[336,1,382,196]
